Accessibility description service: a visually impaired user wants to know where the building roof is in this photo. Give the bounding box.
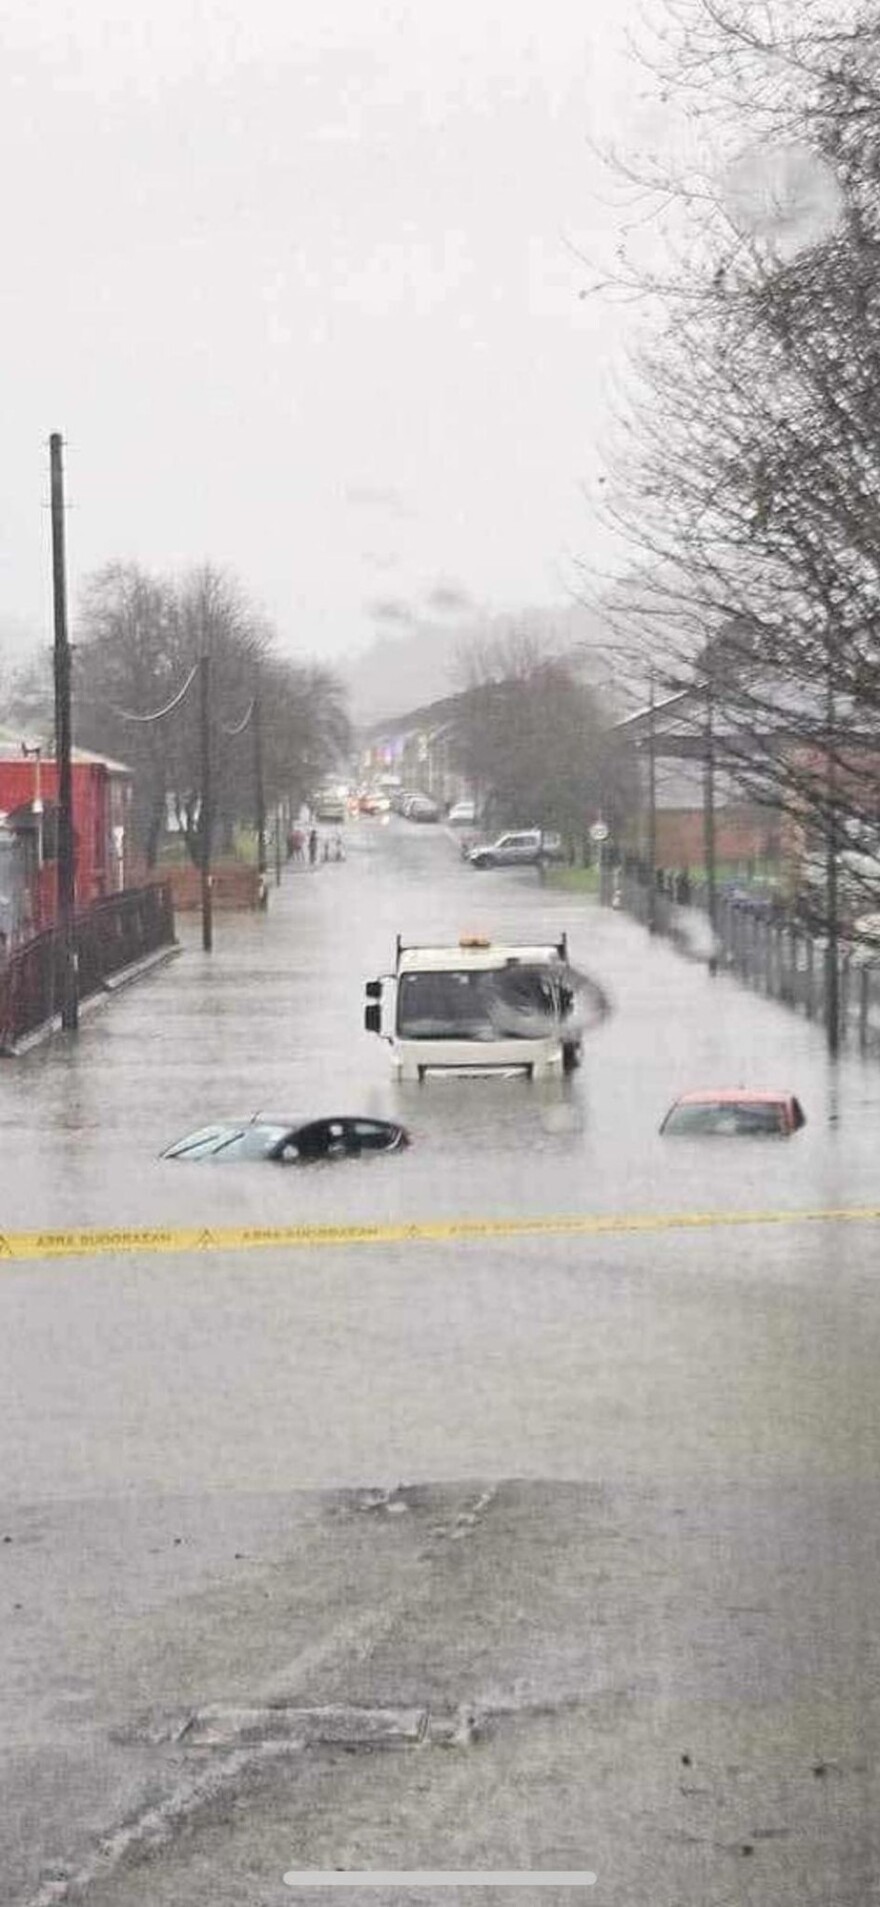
[71,745,132,776]
[0,726,131,775]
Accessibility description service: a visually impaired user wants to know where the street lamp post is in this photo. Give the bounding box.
[647,670,658,934]
[21,742,44,931]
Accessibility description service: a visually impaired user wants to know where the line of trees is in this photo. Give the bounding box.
[4,562,351,870]
[594,0,880,928]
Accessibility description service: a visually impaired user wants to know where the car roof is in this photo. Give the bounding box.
[673,1089,796,1105]
[177,1114,395,1133]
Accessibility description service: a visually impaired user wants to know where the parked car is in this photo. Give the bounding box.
[469,829,564,869]
[161,1115,410,1162]
[447,799,477,827]
[660,1090,806,1137]
[407,794,440,822]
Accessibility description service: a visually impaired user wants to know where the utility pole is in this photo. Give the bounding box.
[703,669,718,973]
[199,652,214,952]
[50,433,78,1029]
[647,669,658,934]
[252,678,267,904]
[825,648,840,1055]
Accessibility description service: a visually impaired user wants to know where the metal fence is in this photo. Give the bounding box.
[615,870,880,1054]
[0,881,176,1053]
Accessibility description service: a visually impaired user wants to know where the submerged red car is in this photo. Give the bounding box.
[660,1090,806,1137]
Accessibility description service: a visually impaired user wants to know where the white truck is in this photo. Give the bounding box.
[364,934,582,1081]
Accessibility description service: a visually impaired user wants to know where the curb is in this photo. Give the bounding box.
[101,942,181,992]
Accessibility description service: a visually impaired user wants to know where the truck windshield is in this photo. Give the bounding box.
[397,968,561,1041]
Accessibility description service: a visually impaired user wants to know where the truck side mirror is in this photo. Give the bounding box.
[364,1003,382,1035]
[365,979,383,1000]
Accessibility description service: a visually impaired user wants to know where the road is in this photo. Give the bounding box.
[2,815,879,1906]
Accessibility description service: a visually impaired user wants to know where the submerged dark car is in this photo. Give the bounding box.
[161,1115,410,1163]
[660,1090,806,1137]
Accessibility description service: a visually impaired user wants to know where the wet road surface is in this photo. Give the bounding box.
[2,817,879,1903]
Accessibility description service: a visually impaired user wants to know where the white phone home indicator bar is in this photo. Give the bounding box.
[283,1874,597,1889]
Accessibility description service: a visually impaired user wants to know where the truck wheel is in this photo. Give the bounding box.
[562,1041,581,1074]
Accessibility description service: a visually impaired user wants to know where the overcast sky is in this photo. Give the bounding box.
[2,0,658,663]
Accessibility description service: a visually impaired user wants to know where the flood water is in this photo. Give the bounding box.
[3,819,880,1907]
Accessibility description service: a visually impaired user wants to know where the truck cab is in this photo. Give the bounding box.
[364,934,581,1081]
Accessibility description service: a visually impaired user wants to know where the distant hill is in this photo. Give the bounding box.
[341,602,615,728]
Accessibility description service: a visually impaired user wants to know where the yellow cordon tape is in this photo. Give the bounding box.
[0,1207,878,1263]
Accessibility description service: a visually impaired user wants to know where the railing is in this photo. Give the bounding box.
[614,868,880,1054]
[0,881,176,1053]
[715,891,880,1052]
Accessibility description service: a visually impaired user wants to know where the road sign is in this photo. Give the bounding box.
[589,820,609,844]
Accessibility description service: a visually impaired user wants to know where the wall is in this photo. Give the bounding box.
[140,862,264,910]
[631,805,780,869]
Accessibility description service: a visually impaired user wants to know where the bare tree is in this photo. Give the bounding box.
[75,563,183,867]
[73,562,351,870]
[453,632,636,852]
[594,0,880,931]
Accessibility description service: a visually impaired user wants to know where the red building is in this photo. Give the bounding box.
[0,732,132,943]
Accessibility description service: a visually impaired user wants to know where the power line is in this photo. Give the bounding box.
[108,663,200,724]
[219,697,255,739]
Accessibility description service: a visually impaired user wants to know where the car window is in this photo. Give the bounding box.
[272,1120,404,1161]
[397,968,553,1041]
[351,1120,399,1149]
[290,1120,337,1158]
[662,1100,787,1136]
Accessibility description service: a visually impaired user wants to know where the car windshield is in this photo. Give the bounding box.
[397,968,561,1040]
[663,1100,786,1136]
[164,1123,291,1160]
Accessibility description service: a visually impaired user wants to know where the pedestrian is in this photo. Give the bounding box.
[308,827,319,868]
